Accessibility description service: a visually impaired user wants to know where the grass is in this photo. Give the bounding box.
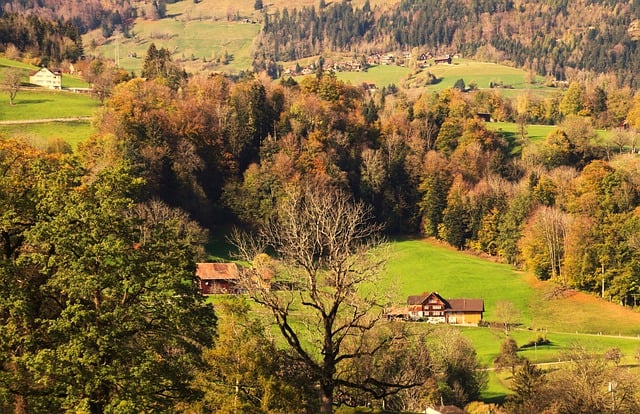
[85,0,261,75]
[336,65,411,88]
[0,90,99,120]
[487,121,556,144]
[176,0,398,20]
[383,238,640,401]
[383,239,538,323]
[0,120,94,150]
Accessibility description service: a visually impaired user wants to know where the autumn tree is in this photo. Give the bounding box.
[141,43,186,89]
[519,205,570,282]
[427,327,487,407]
[494,338,521,374]
[231,183,424,413]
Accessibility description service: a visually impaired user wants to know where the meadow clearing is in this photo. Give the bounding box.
[383,238,640,399]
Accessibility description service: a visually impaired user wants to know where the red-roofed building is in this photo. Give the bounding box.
[406,292,484,325]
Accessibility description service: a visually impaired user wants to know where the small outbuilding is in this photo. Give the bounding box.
[196,262,242,294]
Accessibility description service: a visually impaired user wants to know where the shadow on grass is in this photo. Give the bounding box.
[205,225,238,261]
[14,99,53,105]
[481,392,507,405]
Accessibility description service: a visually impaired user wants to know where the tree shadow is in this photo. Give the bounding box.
[14,99,53,105]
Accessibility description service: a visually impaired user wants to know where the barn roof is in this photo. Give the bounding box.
[446,298,484,312]
[196,263,240,280]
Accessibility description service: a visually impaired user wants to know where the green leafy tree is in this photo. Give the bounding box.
[0,151,217,413]
[189,297,315,413]
[559,81,586,117]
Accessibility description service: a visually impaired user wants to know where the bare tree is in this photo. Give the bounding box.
[231,183,424,413]
[494,300,521,335]
[2,68,23,105]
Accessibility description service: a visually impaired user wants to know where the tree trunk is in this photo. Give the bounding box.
[14,394,28,414]
[319,380,334,414]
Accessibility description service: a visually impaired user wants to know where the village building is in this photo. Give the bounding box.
[434,54,452,65]
[406,292,484,325]
[29,67,62,89]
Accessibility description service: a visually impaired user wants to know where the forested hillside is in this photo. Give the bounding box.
[256,0,640,86]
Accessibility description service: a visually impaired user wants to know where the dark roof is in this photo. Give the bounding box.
[407,292,448,306]
[407,293,429,305]
[446,298,484,312]
[196,263,240,281]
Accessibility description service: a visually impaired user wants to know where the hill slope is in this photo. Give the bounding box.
[385,239,640,336]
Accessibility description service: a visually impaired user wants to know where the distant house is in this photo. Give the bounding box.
[197,263,242,294]
[29,68,62,89]
[406,292,484,325]
[434,54,452,65]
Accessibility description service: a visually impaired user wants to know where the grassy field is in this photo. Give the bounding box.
[487,121,556,144]
[0,120,94,150]
[0,89,99,120]
[382,239,640,400]
[383,239,538,323]
[177,0,398,20]
[336,65,411,89]
[86,0,262,75]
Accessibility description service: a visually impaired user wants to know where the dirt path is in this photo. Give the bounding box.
[0,117,92,125]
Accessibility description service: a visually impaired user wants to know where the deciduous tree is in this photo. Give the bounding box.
[2,68,22,105]
[231,183,423,413]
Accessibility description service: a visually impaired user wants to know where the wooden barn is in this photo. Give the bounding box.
[196,262,242,294]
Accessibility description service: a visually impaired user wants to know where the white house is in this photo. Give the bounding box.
[29,68,62,89]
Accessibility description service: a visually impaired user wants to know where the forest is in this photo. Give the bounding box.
[255,0,640,87]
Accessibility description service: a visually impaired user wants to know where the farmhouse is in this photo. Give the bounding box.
[29,67,62,89]
[406,292,484,325]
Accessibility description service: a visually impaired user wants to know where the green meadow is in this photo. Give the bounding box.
[487,121,556,144]
[337,65,411,89]
[0,56,90,88]
[383,239,640,400]
[383,239,537,323]
[86,0,261,75]
[0,89,99,120]
[0,120,94,150]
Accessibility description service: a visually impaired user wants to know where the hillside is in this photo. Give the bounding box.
[385,239,640,336]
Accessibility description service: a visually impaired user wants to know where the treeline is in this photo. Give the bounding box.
[0,14,84,65]
[0,0,134,33]
[257,0,640,87]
